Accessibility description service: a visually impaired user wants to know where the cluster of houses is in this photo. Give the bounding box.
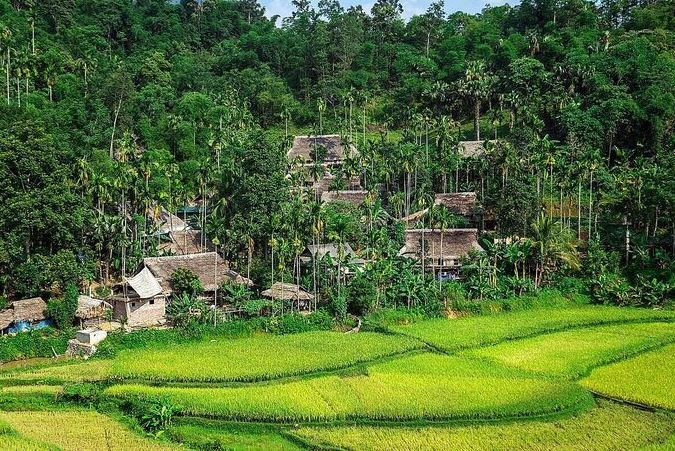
[1,135,490,336]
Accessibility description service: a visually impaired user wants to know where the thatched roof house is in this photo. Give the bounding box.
[321,190,370,206]
[288,135,358,165]
[459,141,492,158]
[0,297,47,331]
[399,229,483,268]
[159,230,214,255]
[156,209,190,234]
[75,295,112,327]
[402,192,477,227]
[142,253,253,295]
[261,283,314,301]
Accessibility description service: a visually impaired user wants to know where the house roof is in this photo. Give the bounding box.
[125,267,163,299]
[399,229,483,260]
[142,253,253,295]
[459,141,489,158]
[321,190,370,206]
[261,282,314,301]
[156,209,190,234]
[0,297,48,329]
[159,230,213,255]
[401,192,477,226]
[288,135,358,164]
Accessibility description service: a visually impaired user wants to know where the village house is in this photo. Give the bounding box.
[75,295,112,329]
[398,229,483,279]
[261,282,314,310]
[321,190,370,206]
[402,192,478,228]
[0,297,48,334]
[156,209,214,255]
[287,134,358,166]
[111,252,252,327]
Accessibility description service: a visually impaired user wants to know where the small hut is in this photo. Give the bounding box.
[287,135,358,165]
[0,297,48,333]
[75,295,112,328]
[300,243,365,272]
[261,283,314,310]
[159,229,214,255]
[321,190,370,206]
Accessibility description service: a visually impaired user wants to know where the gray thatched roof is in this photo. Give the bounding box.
[434,192,477,217]
[288,135,358,164]
[399,229,483,261]
[459,141,489,158]
[321,190,370,206]
[142,253,253,294]
[0,297,47,329]
[261,282,314,301]
[156,209,190,234]
[304,243,356,260]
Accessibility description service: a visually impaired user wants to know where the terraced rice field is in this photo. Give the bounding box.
[4,304,675,450]
[582,343,675,410]
[293,400,675,450]
[0,411,178,450]
[392,306,675,352]
[105,354,592,422]
[468,322,675,378]
[110,331,423,382]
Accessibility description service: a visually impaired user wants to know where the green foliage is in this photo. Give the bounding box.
[0,329,70,363]
[590,274,672,307]
[139,399,180,433]
[60,383,101,405]
[166,294,209,329]
[261,311,334,335]
[46,283,79,330]
[170,269,204,298]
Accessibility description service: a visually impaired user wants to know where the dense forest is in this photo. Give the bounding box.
[0,0,674,316]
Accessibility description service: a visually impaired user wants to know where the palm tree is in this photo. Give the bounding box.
[531,215,579,287]
[1,26,12,105]
[457,60,495,141]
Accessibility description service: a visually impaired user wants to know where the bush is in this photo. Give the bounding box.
[171,268,204,297]
[590,274,672,308]
[166,294,209,328]
[61,383,101,404]
[0,328,70,363]
[331,291,348,322]
[262,310,333,334]
[46,283,79,329]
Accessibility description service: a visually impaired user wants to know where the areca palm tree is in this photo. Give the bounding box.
[531,215,579,287]
[457,60,495,141]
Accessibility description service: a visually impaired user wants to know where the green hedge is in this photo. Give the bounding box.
[0,328,71,363]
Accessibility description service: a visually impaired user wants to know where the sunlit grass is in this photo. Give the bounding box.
[0,410,179,450]
[393,306,675,352]
[582,343,675,410]
[293,400,675,451]
[468,322,675,379]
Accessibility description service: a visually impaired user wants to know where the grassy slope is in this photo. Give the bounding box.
[582,343,675,410]
[105,353,591,422]
[169,420,303,451]
[392,306,675,352]
[110,331,423,382]
[0,410,178,451]
[0,418,55,451]
[293,400,675,451]
[468,322,675,379]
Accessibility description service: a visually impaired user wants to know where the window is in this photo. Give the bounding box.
[150,299,155,305]
[131,302,136,307]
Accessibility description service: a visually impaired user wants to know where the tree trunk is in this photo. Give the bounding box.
[474,100,481,141]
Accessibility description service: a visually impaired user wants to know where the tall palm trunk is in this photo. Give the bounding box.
[474,100,481,141]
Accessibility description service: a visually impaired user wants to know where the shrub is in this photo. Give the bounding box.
[263,311,333,334]
[171,268,204,297]
[139,399,180,432]
[166,294,209,328]
[60,383,101,404]
[46,283,79,329]
[331,291,348,322]
[589,274,672,308]
[0,328,70,363]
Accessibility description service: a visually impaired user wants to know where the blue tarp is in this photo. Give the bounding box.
[6,319,54,334]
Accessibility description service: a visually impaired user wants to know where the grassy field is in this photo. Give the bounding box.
[468,322,675,379]
[293,400,675,451]
[105,353,591,422]
[0,359,113,385]
[582,343,675,410]
[0,418,55,450]
[0,410,178,450]
[392,306,675,352]
[111,331,423,382]
[169,419,303,451]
